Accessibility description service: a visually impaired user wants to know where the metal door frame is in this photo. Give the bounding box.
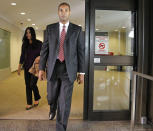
[83,0,137,120]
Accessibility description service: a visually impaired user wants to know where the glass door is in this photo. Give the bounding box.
[88,10,136,120]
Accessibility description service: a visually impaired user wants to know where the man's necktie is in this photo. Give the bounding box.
[58,25,66,62]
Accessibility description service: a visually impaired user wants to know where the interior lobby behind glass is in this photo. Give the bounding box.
[94,10,134,111]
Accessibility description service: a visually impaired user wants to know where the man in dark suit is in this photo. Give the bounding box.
[39,2,85,131]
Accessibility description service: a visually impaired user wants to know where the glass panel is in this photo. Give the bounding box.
[93,66,133,111]
[95,10,134,56]
[0,28,10,69]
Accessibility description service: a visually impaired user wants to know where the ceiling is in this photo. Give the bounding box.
[0,0,85,31]
[0,0,133,32]
[96,10,132,32]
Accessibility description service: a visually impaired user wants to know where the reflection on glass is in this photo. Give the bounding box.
[93,66,133,111]
[95,10,134,56]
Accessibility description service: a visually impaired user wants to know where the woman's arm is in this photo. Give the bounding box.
[18,43,25,75]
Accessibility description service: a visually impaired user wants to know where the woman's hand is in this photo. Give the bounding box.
[17,64,22,75]
[34,56,40,63]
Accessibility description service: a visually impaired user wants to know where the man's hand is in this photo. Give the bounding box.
[39,70,45,81]
[77,74,84,84]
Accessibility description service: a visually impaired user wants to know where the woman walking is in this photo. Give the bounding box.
[18,27,42,110]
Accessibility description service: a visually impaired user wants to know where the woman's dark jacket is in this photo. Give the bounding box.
[19,40,42,70]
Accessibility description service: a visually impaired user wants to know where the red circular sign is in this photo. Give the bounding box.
[99,43,105,49]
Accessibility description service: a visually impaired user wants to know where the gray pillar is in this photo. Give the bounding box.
[136,0,150,123]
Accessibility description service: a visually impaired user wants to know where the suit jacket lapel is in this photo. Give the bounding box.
[52,23,60,56]
[65,23,73,41]
[55,22,59,43]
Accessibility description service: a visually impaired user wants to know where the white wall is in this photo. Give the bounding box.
[0,16,44,75]
[36,30,44,42]
[0,16,23,72]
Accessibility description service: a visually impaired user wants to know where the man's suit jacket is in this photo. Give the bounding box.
[39,22,85,82]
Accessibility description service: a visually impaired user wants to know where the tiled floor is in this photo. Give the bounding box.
[0,120,152,131]
[0,71,153,131]
[94,68,131,110]
[0,71,83,119]
[0,69,132,119]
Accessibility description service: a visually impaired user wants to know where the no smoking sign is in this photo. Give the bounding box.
[95,36,109,54]
[99,42,105,50]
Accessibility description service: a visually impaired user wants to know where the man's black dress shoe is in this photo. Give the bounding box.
[49,112,56,120]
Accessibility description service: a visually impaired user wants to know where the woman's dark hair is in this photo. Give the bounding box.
[22,27,37,48]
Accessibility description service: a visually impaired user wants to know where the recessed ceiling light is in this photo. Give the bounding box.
[27,19,31,21]
[79,25,82,26]
[20,12,26,15]
[96,29,100,31]
[32,24,35,26]
[11,3,16,6]
[114,30,118,32]
[122,27,126,28]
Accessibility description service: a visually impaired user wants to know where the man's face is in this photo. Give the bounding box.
[58,5,70,23]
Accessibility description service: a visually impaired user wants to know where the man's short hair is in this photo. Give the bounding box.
[58,2,71,11]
